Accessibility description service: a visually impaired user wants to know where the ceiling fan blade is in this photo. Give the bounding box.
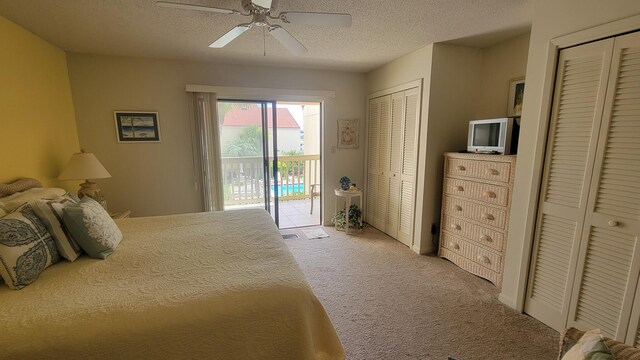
[209,25,251,48]
[155,1,238,15]
[251,0,273,9]
[269,26,307,56]
[279,12,352,27]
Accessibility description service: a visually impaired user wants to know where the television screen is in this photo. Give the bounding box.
[473,123,501,146]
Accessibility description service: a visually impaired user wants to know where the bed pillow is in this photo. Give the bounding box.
[62,197,122,259]
[0,203,60,289]
[32,193,83,261]
[561,329,615,360]
[0,187,67,216]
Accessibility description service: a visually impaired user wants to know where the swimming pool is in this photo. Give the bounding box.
[271,184,305,194]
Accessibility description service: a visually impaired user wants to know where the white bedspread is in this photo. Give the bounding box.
[0,209,344,360]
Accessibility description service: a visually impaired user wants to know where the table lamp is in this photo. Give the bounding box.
[58,149,111,208]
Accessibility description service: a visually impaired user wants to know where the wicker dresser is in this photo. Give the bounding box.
[438,152,516,288]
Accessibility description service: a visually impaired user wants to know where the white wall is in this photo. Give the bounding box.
[66,53,366,223]
[474,33,530,119]
[500,0,640,310]
[366,46,434,253]
[366,44,484,254]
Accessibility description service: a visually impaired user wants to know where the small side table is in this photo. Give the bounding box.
[110,210,131,219]
[334,188,363,234]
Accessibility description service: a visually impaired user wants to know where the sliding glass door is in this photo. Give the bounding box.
[218,100,321,229]
[218,100,279,225]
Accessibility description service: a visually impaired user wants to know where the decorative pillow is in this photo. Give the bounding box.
[0,203,60,289]
[0,187,66,215]
[0,178,42,198]
[561,329,615,360]
[62,197,122,259]
[32,193,83,261]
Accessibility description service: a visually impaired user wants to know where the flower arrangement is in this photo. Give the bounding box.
[331,203,363,231]
[339,176,351,190]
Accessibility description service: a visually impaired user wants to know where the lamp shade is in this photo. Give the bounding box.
[58,152,111,180]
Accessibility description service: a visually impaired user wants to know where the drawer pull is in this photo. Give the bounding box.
[456,165,466,171]
[487,169,499,176]
[482,213,495,221]
[483,191,496,198]
[477,255,491,265]
[456,186,464,192]
[451,224,461,231]
[454,205,463,212]
[480,235,493,242]
[608,220,619,227]
[453,243,460,250]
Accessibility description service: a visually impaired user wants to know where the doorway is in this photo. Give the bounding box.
[218,100,322,229]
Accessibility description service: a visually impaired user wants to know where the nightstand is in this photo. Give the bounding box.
[110,210,131,219]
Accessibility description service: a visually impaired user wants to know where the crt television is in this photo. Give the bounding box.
[467,118,519,154]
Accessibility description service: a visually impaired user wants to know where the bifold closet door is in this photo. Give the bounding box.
[397,87,420,246]
[367,95,391,231]
[524,38,614,331]
[386,92,405,239]
[366,97,381,228]
[566,31,640,341]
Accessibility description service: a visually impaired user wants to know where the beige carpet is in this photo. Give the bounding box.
[281,225,559,360]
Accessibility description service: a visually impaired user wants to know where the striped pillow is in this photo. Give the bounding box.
[32,193,83,261]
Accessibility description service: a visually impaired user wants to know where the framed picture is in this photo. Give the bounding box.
[507,78,525,117]
[114,111,160,142]
[337,119,359,149]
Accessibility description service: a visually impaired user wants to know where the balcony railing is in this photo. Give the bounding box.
[221,154,320,205]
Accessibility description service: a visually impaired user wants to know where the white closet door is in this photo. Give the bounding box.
[386,92,405,239]
[366,97,381,225]
[524,38,614,330]
[567,32,640,340]
[397,87,420,246]
[376,95,392,231]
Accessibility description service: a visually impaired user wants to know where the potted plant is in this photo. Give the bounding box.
[331,204,363,231]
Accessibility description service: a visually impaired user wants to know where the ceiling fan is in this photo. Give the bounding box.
[156,0,352,56]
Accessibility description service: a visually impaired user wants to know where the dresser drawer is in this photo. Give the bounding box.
[444,178,509,207]
[443,196,507,229]
[439,248,502,287]
[440,232,503,273]
[442,215,505,252]
[447,158,512,183]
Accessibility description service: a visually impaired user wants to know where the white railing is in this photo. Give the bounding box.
[221,155,320,205]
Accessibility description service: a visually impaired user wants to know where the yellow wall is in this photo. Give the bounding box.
[0,15,80,188]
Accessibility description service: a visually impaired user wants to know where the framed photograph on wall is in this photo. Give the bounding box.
[507,77,525,117]
[337,119,359,149]
[114,111,160,142]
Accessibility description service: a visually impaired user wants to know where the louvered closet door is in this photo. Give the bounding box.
[366,97,381,226]
[566,32,640,341]
[376,95,391,231]
[524,38,614,331]
[386,92,405,239]
[397,87,420,246]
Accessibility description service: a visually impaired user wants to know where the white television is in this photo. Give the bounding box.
[467,118,519,155]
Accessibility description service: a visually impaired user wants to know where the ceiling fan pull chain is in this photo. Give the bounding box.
[263,26,267,56]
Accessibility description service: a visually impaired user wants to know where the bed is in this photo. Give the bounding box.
[0,209,344,359]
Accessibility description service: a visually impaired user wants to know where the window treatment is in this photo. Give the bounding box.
[191,92,224,211]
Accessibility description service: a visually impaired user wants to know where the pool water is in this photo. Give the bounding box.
[271,184,305,193]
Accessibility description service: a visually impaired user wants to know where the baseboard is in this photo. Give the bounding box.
[498,292,517,310]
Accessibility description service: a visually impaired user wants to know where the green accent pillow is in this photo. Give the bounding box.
[62,197,122,259]
[561,329,615,360]
[0,203,60,289]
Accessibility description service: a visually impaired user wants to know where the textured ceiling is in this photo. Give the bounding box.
[0,0,532,72]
